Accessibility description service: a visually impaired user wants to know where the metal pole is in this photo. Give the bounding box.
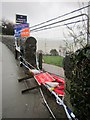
[86,14,90,45]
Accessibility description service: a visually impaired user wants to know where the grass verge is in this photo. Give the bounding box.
[43,55,64,67]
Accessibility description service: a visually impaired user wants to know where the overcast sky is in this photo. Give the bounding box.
[1,1,88,40]
[2,2,88,24]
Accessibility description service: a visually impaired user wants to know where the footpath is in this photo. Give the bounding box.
[42,63,65,78]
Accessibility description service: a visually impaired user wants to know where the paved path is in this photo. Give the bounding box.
[42,63,65,78]
[2,43,50,118]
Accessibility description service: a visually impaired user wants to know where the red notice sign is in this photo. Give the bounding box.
[20,28,30,37]
[34,72,55,85]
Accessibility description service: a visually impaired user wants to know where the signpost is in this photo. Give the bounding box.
[14,14,30,60]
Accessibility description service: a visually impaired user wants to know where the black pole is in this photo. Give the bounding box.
[38,53,42,70]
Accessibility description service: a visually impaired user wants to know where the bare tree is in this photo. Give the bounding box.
[63,2,87,52]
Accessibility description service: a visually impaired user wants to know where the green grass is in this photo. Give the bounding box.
[43,55,64,67]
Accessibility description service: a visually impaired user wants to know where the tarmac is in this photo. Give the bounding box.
[2,43,50,118]
[42,63,65,78]
[2,42,67,119]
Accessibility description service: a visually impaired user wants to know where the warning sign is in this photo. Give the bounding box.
[34,72,55,85]
[20,28,30,37]
[14,23,29,37]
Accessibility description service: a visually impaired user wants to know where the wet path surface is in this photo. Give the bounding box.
[2,43,50,118]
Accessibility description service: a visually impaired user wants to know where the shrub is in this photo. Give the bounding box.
[63,45,90,120]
